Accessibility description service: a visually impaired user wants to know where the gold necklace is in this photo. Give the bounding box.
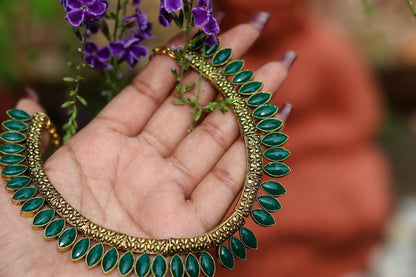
[0,38,290,277]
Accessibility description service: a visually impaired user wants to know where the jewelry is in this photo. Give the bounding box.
[0,35,290,276]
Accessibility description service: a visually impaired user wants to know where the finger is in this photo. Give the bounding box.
[169,59,290,195]
[139,18,269,157]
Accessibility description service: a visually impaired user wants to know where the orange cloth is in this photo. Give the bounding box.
[215,1,391,276]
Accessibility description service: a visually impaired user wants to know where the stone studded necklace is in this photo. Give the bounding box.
[0,38,291,277]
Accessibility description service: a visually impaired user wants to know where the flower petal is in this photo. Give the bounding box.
[192,7,209,27]
[88,0,108,16]
[197,0,210,8]
[66,9,85,26]
[203,16,219,35]
[158,7,172,27]
[109,41,124,56]
[85,41,98,54]
[67,0,82,9]
[163,0,183,13]
[130,45,147,61]
[97,46,111,60]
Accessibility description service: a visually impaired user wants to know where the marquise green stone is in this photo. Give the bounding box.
[58,227,77,249]
[212,48,232,66]
[0,132,26,143]
[7,109,31,121]
[247,92,271,106]
[71,238,90,261]
[3,120,27,132]
[12,187,37,202]
[218,245,234,270]
[232,70,254,85]
[200,252,215,277]
[258,196,281,212]
[264,162,291,177]
[263,147,290,162]
[205,39,220,56]
[239,81,262,95]
[6,176,31,192]
[45,219,65,239]
[253,104,278,119]
[240,228,258,249]
[185,254,200,277]
[21,197,44,214]
[262,132,288,147]
[135,253,151,277]
[102,248,118,273]
[170,255,184,277]
[0,144,25,155]
[119,252,134,276]
[257,119,283,132]
[86,244,104,268]
[2,165,27,178]
[251,209,275,227]
[230,237,246,260]
[152,255,167,277]
[261,181,286,197]
[224,60,244,75]
[0,154,25,166]
[33,209,55,228]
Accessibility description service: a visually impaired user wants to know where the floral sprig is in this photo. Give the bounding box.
[406,0,416,18]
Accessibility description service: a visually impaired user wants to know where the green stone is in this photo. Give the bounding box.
[239,81,263,95]
[262,132,288,147]
[0,144,25,155]
[0,154,26,166]
[212,48,232,66]
[251,209,275,227]
[71,238,90,261]
[232,70,254,85]
[247,92,271,106]
[258,196,281,212]
[205,39,220,56]
[218,245,234,270]
[3,120,27,132]
[45,219,65,239]
[170,255,184,277]
[58,227,77,250]
[224,60,244,75]
[152,255,167,277]
[119,252,134,276]
[5,176,31,192]
[264,162,291,177]
[86,244,104,268]
[1,165,27,178]
[200,252,215,277]
[253,104,278,119]
[257,119,283,132]
[262,181,286,197]
[263,147,290,162]
[0,132,26,144]
[135,253,151,277]
[12,187,37,203]
[21,197,44,215]
[102,248,118,274]
[230,237,246,260]
[7,109,31,121]
[185,254,200,277]
[33,209,55,228]
[240,228,258,249]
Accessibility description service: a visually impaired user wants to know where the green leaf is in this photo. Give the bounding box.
[189,99,197,106]
[61,101,74,108]
[173,100,185,105]
[194,110,202,121]
[63,77,76,83]
[100,20,111,40]
[69,90,77,96]
[185,82,196,91]
[77,96,87,106]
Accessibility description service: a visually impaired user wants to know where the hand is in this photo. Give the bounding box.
[0,22,291,276]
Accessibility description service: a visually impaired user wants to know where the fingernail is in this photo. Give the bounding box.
[278,51,298,69]
[277,103,293,122]
[21,87,39,102]
[214,11,226,24]
[250,12,270,31]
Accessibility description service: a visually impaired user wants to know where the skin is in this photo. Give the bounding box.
[0,22,289,276]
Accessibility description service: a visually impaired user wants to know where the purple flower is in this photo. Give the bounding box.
[64,0,108,27]
[133,0,141,5]
[124,9,153,40]
[84,41,111,70]
[192,0,219,42]
[158,0,183,27]
[110,37,148,70]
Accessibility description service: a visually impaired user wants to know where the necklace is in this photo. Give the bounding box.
[0,37,290,277]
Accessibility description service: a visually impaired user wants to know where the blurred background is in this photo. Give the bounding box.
[1,0,416,276]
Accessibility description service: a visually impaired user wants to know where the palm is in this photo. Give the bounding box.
[0,23,289,276]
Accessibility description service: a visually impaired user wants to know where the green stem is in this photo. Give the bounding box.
[189,45,206,131]
[407,0,416,18]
